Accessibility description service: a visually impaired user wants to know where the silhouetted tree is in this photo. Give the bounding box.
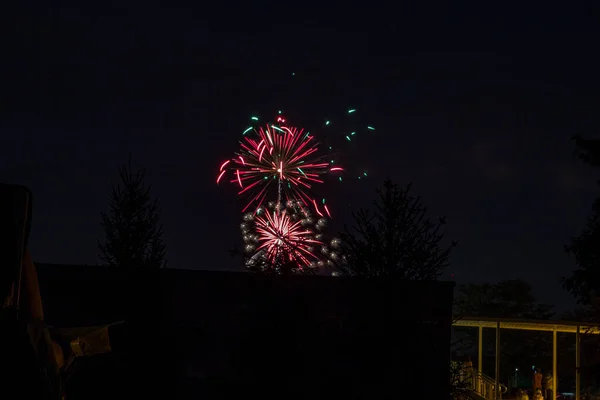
[564,135,600,305]
[453,280,555,384]
[337,180,457,279]
[561,305,600,391]
[564,198,600,305]
[454,280,555,320]
[572,135,600,167]
[98,158,167,268]
[562,137,600,393]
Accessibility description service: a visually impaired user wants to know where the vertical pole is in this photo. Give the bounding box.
[576,326,580,400]
[495,321,500,400]
[14,193,29,312]
[478,325,483,394]
[553,329,557,400]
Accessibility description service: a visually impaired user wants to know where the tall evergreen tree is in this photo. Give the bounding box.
[338,180,457,279]
[564,135,600,304]
[98,157,167,268]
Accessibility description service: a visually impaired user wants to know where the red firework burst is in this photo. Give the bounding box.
[241,201,344,273]
[217,118,342,216]
[253,208,322,269]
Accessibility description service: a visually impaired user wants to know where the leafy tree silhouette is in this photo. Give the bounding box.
[98,157,167,268]
[454,280,555,320]
[564,135,600,305]
[337,179,457,279]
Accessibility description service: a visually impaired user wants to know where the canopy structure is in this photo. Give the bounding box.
[453,316,600,400]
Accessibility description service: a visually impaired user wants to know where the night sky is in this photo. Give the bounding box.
[4,3,600,311]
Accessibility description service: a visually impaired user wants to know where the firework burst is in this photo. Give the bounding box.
[241,201,343,274]
[216,109,373,274]
[217,115,342,217]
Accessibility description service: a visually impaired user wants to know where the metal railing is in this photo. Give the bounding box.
[470,371,508,400]
[452,362,507,400]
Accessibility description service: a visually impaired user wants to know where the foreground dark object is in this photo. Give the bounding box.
[37,265,454,399]
[0,184,63,399]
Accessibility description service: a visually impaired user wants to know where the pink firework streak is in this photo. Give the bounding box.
[216,122,343,216]
[254,209,322,269]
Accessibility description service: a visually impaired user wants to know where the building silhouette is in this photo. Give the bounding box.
[36,263,455,399]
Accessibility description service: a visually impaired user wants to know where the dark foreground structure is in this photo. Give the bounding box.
[36,264,455,399]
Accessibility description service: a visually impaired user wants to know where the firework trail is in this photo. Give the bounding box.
[319,108,375,184]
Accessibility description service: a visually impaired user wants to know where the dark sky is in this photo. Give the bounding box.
[4,3,600,311]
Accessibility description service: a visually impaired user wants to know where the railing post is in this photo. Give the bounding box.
[553,329,557,400]
[576,325,581,400]
[478,325,483,394]
[495,321,501,400]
